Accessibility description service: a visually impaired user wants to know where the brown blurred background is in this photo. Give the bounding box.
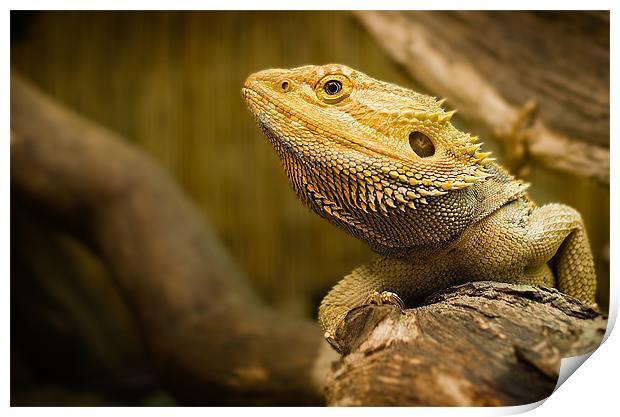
[10,11,609,405]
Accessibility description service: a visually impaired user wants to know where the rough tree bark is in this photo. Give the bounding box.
[11,74,607,406]
[327,282,606,406]
[354,11,609,184]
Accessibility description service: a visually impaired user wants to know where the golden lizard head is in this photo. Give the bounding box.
[243,64,495,249]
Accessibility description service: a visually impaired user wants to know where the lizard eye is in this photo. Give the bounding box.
[324,80,342,95]
[408,131,435,158]
[315,74,352,104]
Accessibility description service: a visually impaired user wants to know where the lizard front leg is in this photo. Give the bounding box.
[528,204,597,305]
[319,262,405,352]
[458,200,597,307]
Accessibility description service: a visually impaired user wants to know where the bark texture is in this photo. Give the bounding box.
[327,282,606,406]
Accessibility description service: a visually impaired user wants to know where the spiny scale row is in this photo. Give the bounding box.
[399,109,457,124]
[458,135,495,165]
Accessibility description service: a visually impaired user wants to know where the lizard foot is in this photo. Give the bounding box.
[363,290,405,309]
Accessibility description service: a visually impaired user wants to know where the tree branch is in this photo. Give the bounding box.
[326,282,606,406]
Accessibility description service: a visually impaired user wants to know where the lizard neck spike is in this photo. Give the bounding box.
[414,111,428,121]
[428,112,441,122]
[462,143,482,155]
[474,151,493,164]
[439,110,457,123]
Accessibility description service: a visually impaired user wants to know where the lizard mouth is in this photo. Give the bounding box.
[242,88,274,132]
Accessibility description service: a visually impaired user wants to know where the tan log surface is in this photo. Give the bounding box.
[327,282,606,406]
[354,11,609,184]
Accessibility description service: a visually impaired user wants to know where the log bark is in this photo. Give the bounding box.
[354,11,609,184]
[326,282,606,406]
[11,73,607,406]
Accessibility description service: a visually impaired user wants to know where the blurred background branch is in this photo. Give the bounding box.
[354,11,609,184]
[11,75,331,405]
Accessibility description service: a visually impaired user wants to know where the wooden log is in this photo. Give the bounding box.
[326,282,606,406]
[354,11,609,184]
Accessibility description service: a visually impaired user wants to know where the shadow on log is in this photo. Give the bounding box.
[327,282,606,406]
[11,73,607,406]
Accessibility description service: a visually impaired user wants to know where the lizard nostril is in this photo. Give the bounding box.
[281,81,289,91]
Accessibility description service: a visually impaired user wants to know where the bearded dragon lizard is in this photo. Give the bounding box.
[242,64,597,351]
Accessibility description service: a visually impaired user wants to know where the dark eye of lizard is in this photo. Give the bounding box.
[324,80,342,95]
[408,131,435,158]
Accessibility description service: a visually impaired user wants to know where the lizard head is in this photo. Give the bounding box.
[243,64,494,251]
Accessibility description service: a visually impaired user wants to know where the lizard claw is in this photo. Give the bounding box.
[324,331,342,352]
[363,290,405,309]
[320,292,406,353]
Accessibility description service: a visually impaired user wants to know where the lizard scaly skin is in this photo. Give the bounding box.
[242,64,597,351]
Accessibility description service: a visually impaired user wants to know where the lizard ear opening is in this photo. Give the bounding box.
[408,131,435,158]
